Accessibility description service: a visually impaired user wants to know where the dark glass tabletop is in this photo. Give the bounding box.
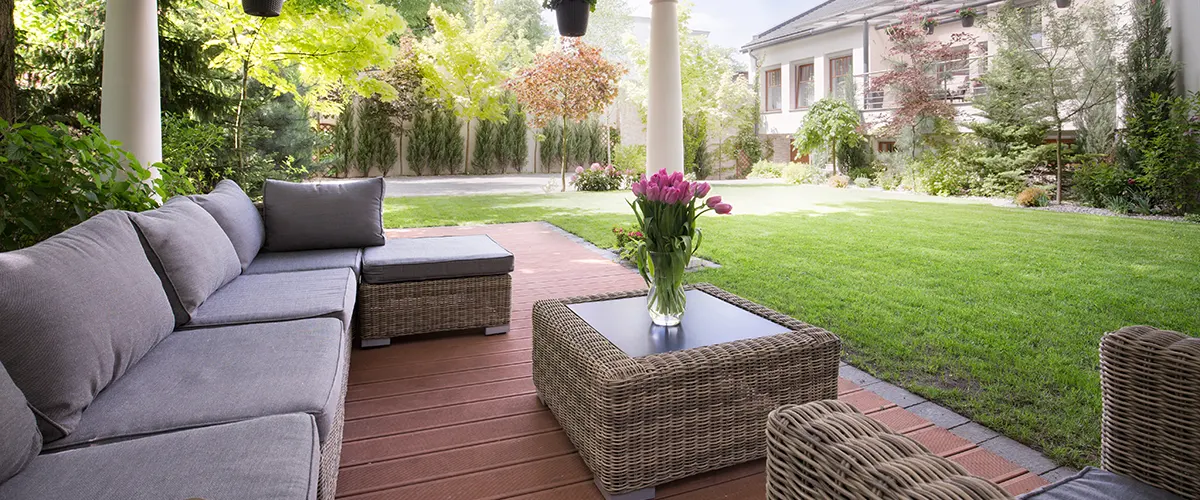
[567,289,792,358]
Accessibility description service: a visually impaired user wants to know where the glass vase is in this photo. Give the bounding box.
[645,250,687,326]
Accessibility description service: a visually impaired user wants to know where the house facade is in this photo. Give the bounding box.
[742,0,1200,163]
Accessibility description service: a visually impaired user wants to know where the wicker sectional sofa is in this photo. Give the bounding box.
[0,177,509,500]
[764,326,1200,500]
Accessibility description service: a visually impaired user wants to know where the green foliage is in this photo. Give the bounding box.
[611,225,644,261]
[381,0,467,36]
[162,114,228,193]
[872,152,908,191]
[1073,157,1130,207]
[783,163,823,185]
[1184,213,1200,224]
[407,105,464,175]
[827,175,850,189]
[539,121,562,173]
[683,113,710,179]
[747,160,785,179]
[0,117,194,250]
[357,98,400,176]
[793,98,864,175]
[498,100,529,172]
[472,119,500,174]
[1122,0,1177,172]
[1015,187,1050,207]
[854,177,871,189]
[1128,93,1200,213]
[613,144,646,173]
[718,102,769,177]
[838,139,874,180]
[570,164,624,192]
[497,0,549,48]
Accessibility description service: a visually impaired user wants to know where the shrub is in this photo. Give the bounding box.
[1184,213,1200,223]
[1,116,195,251]
[471,119,500,174]
[570,163,624,191]
[613,144,647,172]
[1102,193,1132,214]
[747,160,786,179]
[1073,157,1129,207]
[1127,92,1200,214]
[611,225,644,261]
[827,175,850,188]
[1015,187,1049,207]
[783,162,822,185]
[916,154,973,197]
[854,177,871,188]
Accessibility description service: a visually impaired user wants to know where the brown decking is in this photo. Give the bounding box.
[338,222,1048,499]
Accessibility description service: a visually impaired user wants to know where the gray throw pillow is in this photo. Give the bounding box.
[0,211,175,441]
[129,198,242,326]
[189,180,265,272]
[262,178,385,252]
[0,363,41,484]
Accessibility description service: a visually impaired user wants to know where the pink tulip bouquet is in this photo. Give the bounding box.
[628,169,732,325]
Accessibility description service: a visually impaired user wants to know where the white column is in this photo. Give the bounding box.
[100,0,162,173]
[646,0,684,175]
[813,55,827,101]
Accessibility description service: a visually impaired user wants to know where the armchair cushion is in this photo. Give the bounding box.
[0,363,40,483]
[262,178,385,252]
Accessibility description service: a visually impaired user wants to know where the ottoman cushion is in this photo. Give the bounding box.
[361,235,513,285]
[1018,467,1182,500]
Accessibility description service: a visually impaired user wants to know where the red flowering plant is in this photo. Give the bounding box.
[627,169,731,324]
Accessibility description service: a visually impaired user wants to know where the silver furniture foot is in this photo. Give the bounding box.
[361,338,391,348]
[484,325,510,336]
[596,480,654,500]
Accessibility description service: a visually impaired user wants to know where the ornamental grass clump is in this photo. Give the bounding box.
[628,169,731,325]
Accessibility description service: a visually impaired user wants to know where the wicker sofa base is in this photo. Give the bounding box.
[357,274,512,342]
[532,284,841,496]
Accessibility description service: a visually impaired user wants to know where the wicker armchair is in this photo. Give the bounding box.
[764,326,1200,499]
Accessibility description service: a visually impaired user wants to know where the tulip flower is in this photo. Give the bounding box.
[668,171,684,187]
[693,182,711,198]
[714,203,733,214]
[632,181,645,196]
[706,196,722,208]
[646,184,662,202]
[664,187,682,204]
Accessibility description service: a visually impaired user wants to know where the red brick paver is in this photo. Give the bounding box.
[337,222,1049,498]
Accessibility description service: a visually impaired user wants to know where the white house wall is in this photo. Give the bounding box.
[755,26,865,135]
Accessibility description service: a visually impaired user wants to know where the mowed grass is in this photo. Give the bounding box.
[383,186,1200,468]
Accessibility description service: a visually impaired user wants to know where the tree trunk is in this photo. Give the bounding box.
[560,116,567,192]
[1,0,15,123]
[464,119,471,175]
[1055,126,1063,203]
[831,139,839,176]
[234,58,250,171]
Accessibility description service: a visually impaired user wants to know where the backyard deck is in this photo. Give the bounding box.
[337,222,1050,499]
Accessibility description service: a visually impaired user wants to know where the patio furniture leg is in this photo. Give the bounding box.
[484,324,509,336]
[595,480,654,500]
[361,338,391,348]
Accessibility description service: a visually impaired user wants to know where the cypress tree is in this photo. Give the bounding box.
[1122,0,1178,171]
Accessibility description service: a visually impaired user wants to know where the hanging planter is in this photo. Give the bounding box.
[957,8,977,28]
[242,0,284,17]
[922,18,937,35]
[1056,0,1072,7]
[544,0,598,37]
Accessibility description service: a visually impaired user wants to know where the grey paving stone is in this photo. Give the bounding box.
[907,401,970,429]
[864,381,927,408]
[979,436,1059,475]
[948,421,1000,444]
[838,364,880,387]
[1039,466,1080,484]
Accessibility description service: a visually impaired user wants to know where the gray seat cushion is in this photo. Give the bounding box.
[0,363,40,483]
[0,414,318,500]
[262,178,385,252]
[0,211,175,441]
[361,235,514,284]
[1019,467,1183,500]
[129,198,242,326]
[189,179,266,272]
[245,248,363,276]
[46,319,346,451]
[183,268,357,331]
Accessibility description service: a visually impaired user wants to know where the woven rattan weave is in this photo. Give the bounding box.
[357,274,511,340]
[531,284,841,496]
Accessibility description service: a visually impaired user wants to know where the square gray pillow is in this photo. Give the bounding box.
[0,211,176,441]
[262,178,385,252]
[0,362,40,484]
[189,179,265,272]
[129,198,242,326]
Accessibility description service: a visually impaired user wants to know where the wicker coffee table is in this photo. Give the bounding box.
[531,284,841,499]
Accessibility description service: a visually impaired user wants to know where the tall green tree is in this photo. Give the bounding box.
[381,0,467,35]
[1,0,14,122]
[496,0,549,48]
[984,0,1124,202]
[1122,0,1178,171]
[792,97,864,176]
[417,2,523,173]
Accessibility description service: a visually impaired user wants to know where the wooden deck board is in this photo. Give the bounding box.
[337,222,1046,498]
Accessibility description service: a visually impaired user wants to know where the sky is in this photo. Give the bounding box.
[629,0,826,67]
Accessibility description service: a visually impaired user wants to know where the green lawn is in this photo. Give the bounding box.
[383,185,1200,468]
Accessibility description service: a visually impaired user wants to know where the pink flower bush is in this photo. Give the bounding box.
[575,166,585,174]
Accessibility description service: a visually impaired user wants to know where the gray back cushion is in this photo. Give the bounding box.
[189,180,265,272]
[0,211,175,441]
[129,199,242,326]
[262,178,385,252]
[0,363,41,484]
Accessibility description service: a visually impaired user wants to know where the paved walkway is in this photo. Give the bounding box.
[338,222,1067,499]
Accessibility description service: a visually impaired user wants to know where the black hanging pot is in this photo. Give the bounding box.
[1056,0,1071,7]
[553,0,591,37]
[924,24,935,35]
[243,0,284,17]
[961,16,974,28]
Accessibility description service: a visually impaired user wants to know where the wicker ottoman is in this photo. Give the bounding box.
[358,235,513,347]
[531,284,841,499]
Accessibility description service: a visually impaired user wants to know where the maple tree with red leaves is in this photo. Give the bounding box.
[508,38,625,191]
